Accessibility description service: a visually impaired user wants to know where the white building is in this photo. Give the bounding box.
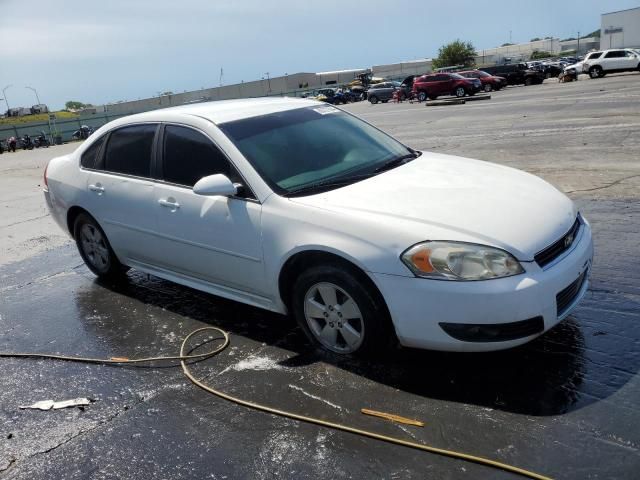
[559,37,600,55]
[371,59,433,80]
[601,6,640,49]
[476,38,561,66]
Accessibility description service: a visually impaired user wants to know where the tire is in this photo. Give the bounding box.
[291,264,390,356]
[382,99,388,103]
[454,86,466,97]
[524,77,533,86]
[369,96,378,104]
[484,84,492,92]
[589,66,602,79]
[417,91,427,102]
[74,213,128,280]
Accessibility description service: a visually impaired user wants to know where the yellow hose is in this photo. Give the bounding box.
[1,327,552,480]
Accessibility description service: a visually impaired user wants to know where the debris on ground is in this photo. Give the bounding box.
[19,398,95,410]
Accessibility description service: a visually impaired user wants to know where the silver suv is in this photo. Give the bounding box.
[583,49,640,78]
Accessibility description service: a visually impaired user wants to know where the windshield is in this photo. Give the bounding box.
[219,105,412,195]
[476,71,490,77]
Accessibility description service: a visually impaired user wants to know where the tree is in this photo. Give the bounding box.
[432,40,477,69]
[530,50,553,60]
[65,101,86,110]
[501,42,514,47]
[530,37,541,42]
[585,29,600,38]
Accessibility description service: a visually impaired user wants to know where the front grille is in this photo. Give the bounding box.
[556,270,587,316]
[535,216,581,268]
[439,317,544,342]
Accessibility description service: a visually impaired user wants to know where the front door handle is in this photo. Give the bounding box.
[88,183,105,194]
[158,198,180,210]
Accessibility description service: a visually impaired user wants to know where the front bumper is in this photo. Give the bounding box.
[372,221,593,352]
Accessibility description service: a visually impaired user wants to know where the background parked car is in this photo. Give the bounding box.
[457,70,507,92]
[583,49,640,78]
[367,81,403,104]
[481,63,545,86]
[412,73,481,101]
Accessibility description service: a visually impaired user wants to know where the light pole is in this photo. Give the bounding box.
[264,72,271,93]
[2,84,12,111]
[25,86,41,105]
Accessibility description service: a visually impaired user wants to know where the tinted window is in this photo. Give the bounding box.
[80,135,106,169]
[605,50,624,58]
[163,125,237,187]
[104,125,156,177]
[587,52,603,59]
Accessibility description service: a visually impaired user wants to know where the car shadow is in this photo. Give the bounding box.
[79,268,638,418]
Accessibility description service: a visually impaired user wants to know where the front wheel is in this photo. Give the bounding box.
[524,77,533,86]
[484,84,492,92]
[74,213,128,280]
[589,66,602,79]
[369,96,379,104]
[417,91,427,102]
[454,86,466,97]
[291,265,390,356]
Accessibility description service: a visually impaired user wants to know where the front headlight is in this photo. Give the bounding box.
[401,241,524,281]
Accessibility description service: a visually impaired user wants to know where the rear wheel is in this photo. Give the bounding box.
[589,66,603,79]
[417,91,427,102]
[524,77,533,86]
[369,96,378,104]
[291,265,390,356]
[74,213,128,280]
[454,86,466,97]
[484,84,492,92]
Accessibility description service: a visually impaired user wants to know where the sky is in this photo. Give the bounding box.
[0,0,638,110]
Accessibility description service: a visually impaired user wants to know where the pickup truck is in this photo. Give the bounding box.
[480,63,545,86]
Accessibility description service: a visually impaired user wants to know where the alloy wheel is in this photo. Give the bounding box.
[80,223,110,272]
[303,282,364,354]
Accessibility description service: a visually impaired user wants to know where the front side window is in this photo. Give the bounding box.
[104,124,156,177]
[219,106,412,196]
[162,125,240,188]
[80,135,106,169]
[587,52,603,60]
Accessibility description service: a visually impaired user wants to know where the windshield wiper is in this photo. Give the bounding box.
[373,150,421,173]
[283,173,375,197]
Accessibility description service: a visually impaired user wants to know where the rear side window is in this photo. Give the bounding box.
[80,135,106,169]
[604,50,624,58]
[162,125,238,187]
[104,125,156,177]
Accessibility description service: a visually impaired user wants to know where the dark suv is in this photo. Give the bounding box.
[367,81,403,104]
[481,63,545,86]
[411,73,481,101]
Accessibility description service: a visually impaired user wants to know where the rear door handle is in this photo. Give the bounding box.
[88,184,105,194]
[158,198,180,209]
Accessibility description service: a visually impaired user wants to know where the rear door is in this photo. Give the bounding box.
[84,124,160,264]
[151,124,266,296]
[602,50,625,70]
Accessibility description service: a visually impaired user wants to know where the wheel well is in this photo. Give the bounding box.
[278,251,391,318]
[66,206,90,238]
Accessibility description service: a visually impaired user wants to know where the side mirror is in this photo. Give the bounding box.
[193,174,238,196]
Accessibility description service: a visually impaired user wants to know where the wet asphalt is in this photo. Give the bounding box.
[1,74,640,479]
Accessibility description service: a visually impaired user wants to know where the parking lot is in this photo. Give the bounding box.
[1,74,639,479]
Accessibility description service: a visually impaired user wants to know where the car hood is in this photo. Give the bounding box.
[290,153,576,260]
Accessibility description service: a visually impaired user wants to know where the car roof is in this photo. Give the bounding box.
[113,97,324,126]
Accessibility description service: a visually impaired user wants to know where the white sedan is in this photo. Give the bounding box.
[43,98,593,355]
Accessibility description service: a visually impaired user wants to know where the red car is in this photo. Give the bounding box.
[411,73,482,101]
[458,70,507,92]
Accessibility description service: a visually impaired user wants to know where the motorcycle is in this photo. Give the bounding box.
[72,125,94,140]
[20,134,34,150]
[34,131,50,148]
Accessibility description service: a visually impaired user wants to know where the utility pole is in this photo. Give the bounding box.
[577,31,580,55]
[25,86,41,105]
[219,68,223,87]
[264,72,271,93]
[2,84,12,112]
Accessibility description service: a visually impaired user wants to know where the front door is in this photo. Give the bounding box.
[152,124,266,297]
